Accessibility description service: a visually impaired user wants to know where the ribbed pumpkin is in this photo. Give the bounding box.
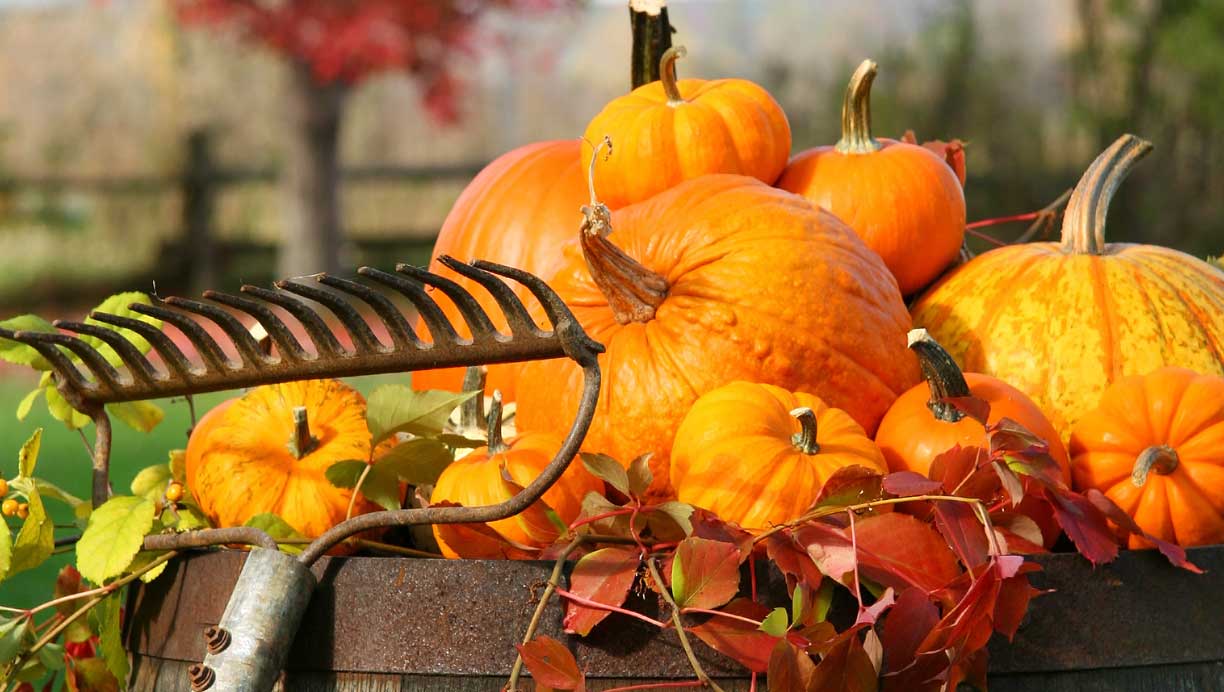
[1070,367,1224,549]
[912,134,1224,443]
[186,379,381,538]
[581,46,791,209]
[776,60,965,296]
[515,173,920,498]
[430,393,603,558]
[412,140,588,400]
[671,381,887,532]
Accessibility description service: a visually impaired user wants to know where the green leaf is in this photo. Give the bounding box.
[627,453,653,497]
[130,464,173,502]
[0,510,10,582]
[0,617,29,668]
[37,641,65,672]
[580,452,631,496]
[76,495,157,585]
[366,385,474,443]
[792,583,805,624]
[17,428,41,477]
[128,551,170,584]
[32,478,86,510]
[759,607,790,637]
[168,449,187,483]
[325,461,400,512]
[0,314,56,370]
[43,376,90,430]
[375,438,454,486]
[15,387,41,420]
[9,480,53,577]
[651,501,695,537]
[168,503,210,531]
[325,460,369,488]
[437,433,487,449]
[89,591,129,685]
[245,513,308,555]
[107,400,165,433]
[82,292,161,366]
[669,537,742,610]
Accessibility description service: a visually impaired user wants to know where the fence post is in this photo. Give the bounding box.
[182,129,217,293]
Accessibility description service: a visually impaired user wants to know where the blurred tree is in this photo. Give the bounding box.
[172,0,570,278]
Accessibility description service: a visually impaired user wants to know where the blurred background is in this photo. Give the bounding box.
[0,0,1221,604]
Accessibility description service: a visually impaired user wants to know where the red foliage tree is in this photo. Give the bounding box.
[173,0,571,277]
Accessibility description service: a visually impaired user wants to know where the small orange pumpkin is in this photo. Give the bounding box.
[776,60,965,296]
[670,381,887,532]
[581,46,791,209]
[1070,367,1224,549]
[186,379,382,538]
[430,392,603,558]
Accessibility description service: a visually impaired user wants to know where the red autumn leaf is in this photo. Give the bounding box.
[921,557,1019,661]
[810,465,885,510]
[670,536,742,609]
[882,471,942,498]
[992,461,1025,507]
[929,445,985,494]
[1083,489,1203,573]
[66,656,121,692]
[809,628,879,692]
[947,648,989,692]
[764,530,826,591]
[943,396,990,426]
[989,418,1050,455]
[993,561,1044,640]
[900,130,968,186]
[563,547,640,636]
[1044,486,1119,566]
[880,587,940,675]
[691,507,756,556]
[993,513,1047,554]
[794,522,858,585]
[688,597,779,673]
[933,500,990,569]
[768,639,818,691]
[854,513,963,594]
[515,636,585,691]
[881,653,947,692]
[855,587,896,626]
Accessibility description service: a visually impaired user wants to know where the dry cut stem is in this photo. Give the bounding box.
[1060,134,1153,255]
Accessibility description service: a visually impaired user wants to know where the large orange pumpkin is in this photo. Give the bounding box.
[186,379,382,538]
[776,60,965,296]
[581,46,791,209]
[412,140,589,400]
[911,134,1224,443]
[671,381,887,532]
[1070,367,1224,549]
[430,393,603,558]
[515,174,920,498]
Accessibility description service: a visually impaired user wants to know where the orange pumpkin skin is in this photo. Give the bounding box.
[776,61,965,296]
[430,431,603,558]
[581,48,790,209]
[1070,367,1224,549]
[671,382,887,532]
[515,174,920,498]
[413,140,589,400]
[186,379,381,538]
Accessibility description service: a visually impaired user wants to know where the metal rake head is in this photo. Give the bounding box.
[0,255,603,410]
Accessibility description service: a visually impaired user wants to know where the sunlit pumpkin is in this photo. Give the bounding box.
[912,134,1224,443]
[671,381,887,532]
[581,46,791,209]
[776,60,965,296]
[430,392,603,558]
[1070,367,1224,549]
[515,169,919,499]
[186,379,382,538]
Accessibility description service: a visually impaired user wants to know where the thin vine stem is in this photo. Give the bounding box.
[344,461,375,521]
[604,682,706,691]
[646,558,726,692]
[680,607,763,628]
[555,587,666,629]
[753,493,991,545]
[506,535,588,691]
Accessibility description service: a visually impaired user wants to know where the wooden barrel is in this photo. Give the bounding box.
[125,545,1224,691]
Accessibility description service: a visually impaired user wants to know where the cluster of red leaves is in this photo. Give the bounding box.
[172,0,572,122]
[902,130,967,186]
[513,397,1201,691]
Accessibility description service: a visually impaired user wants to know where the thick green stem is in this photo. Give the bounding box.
[790,407,821,454]
[289,406,318,459]
[907,328,973,422]
[1132,445,1179,487]
[835,59,883,155]
[1060,134,1153,255]
[630,0,674,89]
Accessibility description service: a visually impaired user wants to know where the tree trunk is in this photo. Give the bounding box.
[280,60,348,279]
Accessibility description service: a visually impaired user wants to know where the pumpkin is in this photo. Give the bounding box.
[430,392,603,558]
[671,381,887,532]
[581,46,791,209]
[911,134,1224,443]
[185,379,382,538]
[1070,367,1224,549]
[776,60,965,296]
[412,140,589,400]
[515,172,920,499]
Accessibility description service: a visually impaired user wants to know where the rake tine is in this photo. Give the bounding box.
[203,290,308,363]
[240,285,345,358]
[16,331,124,391]
[435,256,545,338]
[166,297,272,370]
[130,302,234,373]
[0,327,92,391]
[275,279,384,354]
[395,263,498,338]
[53,320,160,387]
[88,312,196,380]
[358,267,460,345]
[316,274,421,348]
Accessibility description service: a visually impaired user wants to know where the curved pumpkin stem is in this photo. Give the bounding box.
[486,390,509,455]
[790,407,820,454]
[660,45,687,105]
[289,406,318,459]
[835,59,883,155]
[907,328,972,423]
[1131,445,1179,487]
[1060,134,1153,255]
[459,366,487,431]
[580,138,669,324]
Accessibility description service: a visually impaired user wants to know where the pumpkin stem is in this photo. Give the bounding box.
[790,407,820,455]
[459,366,487,431]
[579,138,669,324]
[1060,134,1153,255]
[835,59,883,155]
[486,390,509,455]
[630,0,674,89]
[660,45,687,105]
[1131,445,1179,487]
[907,328,972,423]
[289,406,319,459]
